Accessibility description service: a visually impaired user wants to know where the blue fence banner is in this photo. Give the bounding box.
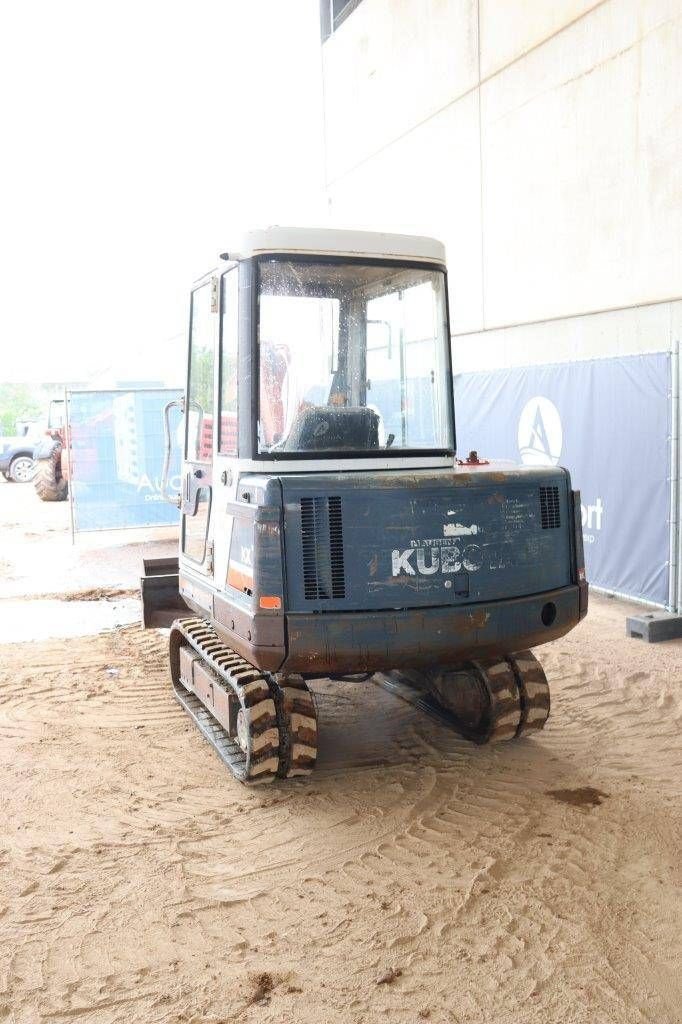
[69,389,183,532]
[454,353,671,606]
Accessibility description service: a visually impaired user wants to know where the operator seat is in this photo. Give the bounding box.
[283,405,380,452]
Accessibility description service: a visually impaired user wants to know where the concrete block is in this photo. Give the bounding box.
[626,612,682,642]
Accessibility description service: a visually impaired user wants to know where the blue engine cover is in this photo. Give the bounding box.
[281,466,573,613]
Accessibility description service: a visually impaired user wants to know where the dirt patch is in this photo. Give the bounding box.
[247,971,277,1005]
[0,475,177,602]
[62,587,138,602]
[30,587,139,602]
[547,786,610,808]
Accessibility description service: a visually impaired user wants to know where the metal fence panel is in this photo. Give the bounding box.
[68,389,182,532]
[454,353,671,606]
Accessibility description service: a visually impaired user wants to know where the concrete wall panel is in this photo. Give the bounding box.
[481,0,682,330]
[453,299,677,374]
[479,0,604,78]
[323,0,478,183]
[328,92,484,334]
[672,298,682,343]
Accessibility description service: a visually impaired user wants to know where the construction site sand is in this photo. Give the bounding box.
[1,596,681,1023]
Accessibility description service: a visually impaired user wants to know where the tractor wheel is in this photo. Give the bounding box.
[34,445,68,501]
[8,455,37,483]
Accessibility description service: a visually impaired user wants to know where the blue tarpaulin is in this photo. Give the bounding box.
[454,353,671,606]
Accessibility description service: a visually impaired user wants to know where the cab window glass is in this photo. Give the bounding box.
[187,284,214,461]
[219,269,238,455]
[257,260,451,454]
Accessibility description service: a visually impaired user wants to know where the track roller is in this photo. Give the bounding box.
[169,618,317,783]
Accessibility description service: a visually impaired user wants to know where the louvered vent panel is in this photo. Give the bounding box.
[539,486,561,529]
[300,496,346,600]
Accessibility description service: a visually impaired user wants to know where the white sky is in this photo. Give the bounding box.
[0,0,326,387]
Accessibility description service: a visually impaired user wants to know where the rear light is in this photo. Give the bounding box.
[259,595,282,610]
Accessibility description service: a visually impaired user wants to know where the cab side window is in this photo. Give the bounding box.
[219,269,239,455]
[187,284,214,462]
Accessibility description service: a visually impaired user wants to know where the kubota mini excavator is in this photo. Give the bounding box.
[141,227,587,783]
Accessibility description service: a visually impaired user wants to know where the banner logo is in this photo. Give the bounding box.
[518,396,562,466]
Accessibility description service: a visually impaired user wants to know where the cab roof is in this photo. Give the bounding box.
[220,227,446,266]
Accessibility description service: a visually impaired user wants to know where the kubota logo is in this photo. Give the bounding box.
[518,396,563,466]
[392,541,483,576]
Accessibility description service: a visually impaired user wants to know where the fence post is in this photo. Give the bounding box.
[667,339,679,610]
[65,387,76,547]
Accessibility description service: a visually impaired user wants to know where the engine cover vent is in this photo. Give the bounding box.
[539,486,561,529]
[300,496,346,600]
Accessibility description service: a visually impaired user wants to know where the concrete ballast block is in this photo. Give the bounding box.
[626,612,682,643]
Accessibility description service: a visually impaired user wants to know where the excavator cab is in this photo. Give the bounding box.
[141,228,587,783]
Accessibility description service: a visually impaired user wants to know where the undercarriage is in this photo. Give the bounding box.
[170,616,551,784]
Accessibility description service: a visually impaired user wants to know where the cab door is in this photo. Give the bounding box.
[181,278,217,580]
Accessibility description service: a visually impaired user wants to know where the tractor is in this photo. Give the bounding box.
[141,227,587,783]
[33,398,68,501]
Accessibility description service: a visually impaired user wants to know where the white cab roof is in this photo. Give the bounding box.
[221,227,446,265]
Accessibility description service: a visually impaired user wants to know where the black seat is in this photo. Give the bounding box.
[284,405,380,452]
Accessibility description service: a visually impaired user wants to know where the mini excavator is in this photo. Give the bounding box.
[141,228,587,782]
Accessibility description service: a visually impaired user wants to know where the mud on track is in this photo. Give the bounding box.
[0,598,681,1024]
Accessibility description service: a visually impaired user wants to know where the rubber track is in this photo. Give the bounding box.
[507,650,551,736]
[271,675,318,779]
[377,651,550,745]
[376,673,493,740]
[169,617,317,783]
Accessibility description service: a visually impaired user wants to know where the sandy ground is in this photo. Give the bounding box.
[1,480,681,1023]
[0,476,177,601]
[0,478,176,642]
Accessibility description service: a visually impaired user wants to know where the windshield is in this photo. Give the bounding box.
[257,258,452,455]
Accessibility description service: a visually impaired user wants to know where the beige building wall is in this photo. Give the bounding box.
[322,0,682,369]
